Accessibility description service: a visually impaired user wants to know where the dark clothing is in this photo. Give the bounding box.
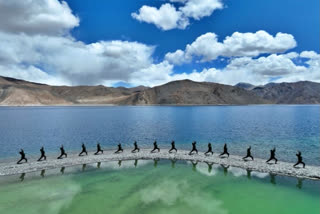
[38,147,46,161]
[189,142,198,155]
[205,143,213,155]
[169,141,177,153]
[151,141,160,153]
[132,141,140,153]
[266,148,277,164]
[17,150,27,164]
[115,144,123,153]
[57,146,67,159]
[79,144,88,156]
[293,151,305,168]
[94,143,103,155]
[219,144,229,157]
[243,146,254,160]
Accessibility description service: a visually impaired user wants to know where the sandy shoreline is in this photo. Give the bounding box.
[0,149,319,180]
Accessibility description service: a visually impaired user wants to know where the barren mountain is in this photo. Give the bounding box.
[251,81,320,104]
[120,79,270,105]
[0,76,319,105]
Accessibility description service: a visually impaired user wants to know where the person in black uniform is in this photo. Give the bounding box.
[243,146,254,161]
[266,147,277,164]
[189,141,198,155]
[79,143,88,156]
[169,140,177,153]
[151,141,160,153]
[17,149,27,164]
[205,143,213,156]
[293,151,305,168]
[94,143,103,155]
[132,141,140,153]
[37,147,47,161]
[57,145,67,159]
[115,143,123,153]
[219,144,229,158]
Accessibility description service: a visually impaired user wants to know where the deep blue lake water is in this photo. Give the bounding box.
[0,105,319,165]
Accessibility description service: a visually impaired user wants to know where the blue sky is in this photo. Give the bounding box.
[0,0,319,86]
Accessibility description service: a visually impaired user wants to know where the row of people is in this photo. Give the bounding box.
[16,141,306,168]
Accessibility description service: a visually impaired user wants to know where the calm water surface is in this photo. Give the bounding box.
[0,105,319,164]
[0,160,319,214]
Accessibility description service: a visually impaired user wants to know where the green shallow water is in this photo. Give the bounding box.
[0,160,319,214]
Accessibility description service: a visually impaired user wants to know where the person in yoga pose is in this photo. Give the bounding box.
[189,141,198,155]
[37,147,46,161]
[79,143,88,156]
[266,147,277,164]
[57,145,67,159]
[293,151,305,168]
[132,141,140,153]
[94,143,103,155]
[17,149,27,164]
[219,144,229,158]
[169,140,177,153]
[151,141,160,153]
[205,143,213,156]
[115,143,123,153]
[243,146,254,161]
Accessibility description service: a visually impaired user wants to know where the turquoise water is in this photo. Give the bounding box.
[0,105,319,164]
[0,160,319,214]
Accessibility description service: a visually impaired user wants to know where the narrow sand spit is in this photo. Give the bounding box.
[0,149,319,180]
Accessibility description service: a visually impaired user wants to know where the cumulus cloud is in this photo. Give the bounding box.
[165,52,320,85]
[0,0,318,87]
[0,0,79,35]
[132,0,223,30]
[165,31,297,64]
[131,4,189,30]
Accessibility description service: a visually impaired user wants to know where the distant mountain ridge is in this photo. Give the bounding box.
[0,76,319,105]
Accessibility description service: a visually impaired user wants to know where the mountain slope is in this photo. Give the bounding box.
[251,81,320,104]
[0,76,319,105]
[120,79,271,105]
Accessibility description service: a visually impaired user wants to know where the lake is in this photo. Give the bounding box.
[0,105,319,165]
[0,160,319,214]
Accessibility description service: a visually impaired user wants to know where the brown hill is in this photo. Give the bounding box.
[1,76,319,105]
[119,79,270,105]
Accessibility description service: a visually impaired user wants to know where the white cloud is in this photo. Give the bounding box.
[0,0,79,35]
[0,32,156,85]
[180,0,223,20]
[131,4,189,31]
[166,31,297,64]
[132,0,223,30]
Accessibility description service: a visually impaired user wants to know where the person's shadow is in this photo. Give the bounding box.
[19,173,25,182]
[134,159,138,168]
[82,164,86,171]
[97,162,101,169]
[191,161,198,172]
[246,169,251,180]
[171,159,177,169]
[270,173,276,185]
[154,159,159,168]
[220,164,229,176]
[60,166,65,175]
[40,169,45,178]
[296,178,304,189]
